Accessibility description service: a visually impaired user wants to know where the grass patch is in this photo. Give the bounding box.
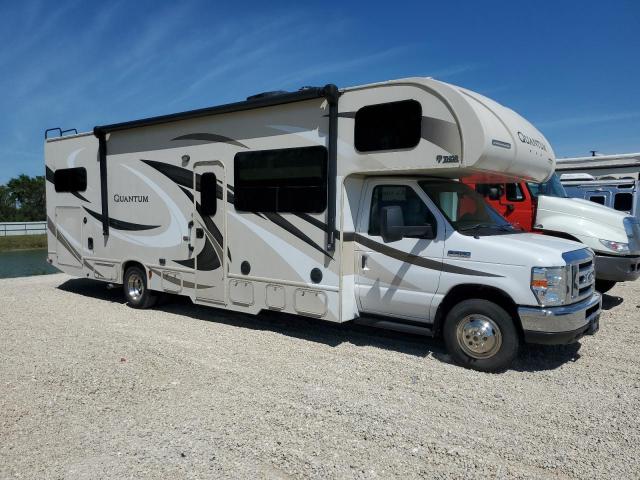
[0,234,48,252]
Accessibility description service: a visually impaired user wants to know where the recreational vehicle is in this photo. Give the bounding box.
[556,152,640,181]
[560,175,640,218]
[470,173,640,293]
[45,77,601,372]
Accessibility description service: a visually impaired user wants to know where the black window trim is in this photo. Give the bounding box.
[354,99,422,153]
[234,145,328,214]
[53,167,87,193]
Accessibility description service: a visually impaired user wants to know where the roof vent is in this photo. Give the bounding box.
[246,90,289,101]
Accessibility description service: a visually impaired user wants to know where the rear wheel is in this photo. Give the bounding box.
[595,279,616,294]
[123,266,157,309]
[443,299,519,373]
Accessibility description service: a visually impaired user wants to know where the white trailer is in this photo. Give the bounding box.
[45,77,601,372]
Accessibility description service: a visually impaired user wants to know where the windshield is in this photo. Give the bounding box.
[527,173,568,198]
[419,180,518,236]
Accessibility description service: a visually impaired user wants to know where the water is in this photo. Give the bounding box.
[0,249,60,279]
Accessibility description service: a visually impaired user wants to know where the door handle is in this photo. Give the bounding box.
[361,254,368,271]
[196,228,204,239]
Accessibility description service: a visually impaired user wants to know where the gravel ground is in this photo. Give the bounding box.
[1,274,639,479]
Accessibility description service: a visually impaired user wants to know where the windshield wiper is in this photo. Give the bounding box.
[458,223,515,233]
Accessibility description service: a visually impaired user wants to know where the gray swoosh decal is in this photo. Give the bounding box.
[421,116,461,154]
[172,133,248,149]
[149,268,211,289]
[344,232,502,278]
[84,207,160,231]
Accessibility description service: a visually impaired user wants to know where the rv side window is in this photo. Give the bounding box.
[234,146,327,213]
[368,185,435,237]
[614,192,633,211]
[200,172,217,216]
[590,195,606,205]
[54,167,87,193]
[354,100,422,152]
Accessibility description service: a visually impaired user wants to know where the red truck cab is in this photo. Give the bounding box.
[471,182,536,231]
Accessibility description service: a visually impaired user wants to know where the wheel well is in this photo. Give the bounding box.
[121,260,146,283]
[433,284,521,337]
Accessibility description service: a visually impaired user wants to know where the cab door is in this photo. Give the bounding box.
[192,162,226,304]
[502,183,533,231]
[476,183,533,231]
[354,181,444,322]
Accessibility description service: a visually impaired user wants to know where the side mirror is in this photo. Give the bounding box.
[488,187,501,201]
[505,203,515,213]
[380,206,435,243]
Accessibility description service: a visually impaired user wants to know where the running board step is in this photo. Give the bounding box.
[354,317,434,337]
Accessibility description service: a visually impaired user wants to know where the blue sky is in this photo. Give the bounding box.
[0,0,638,183]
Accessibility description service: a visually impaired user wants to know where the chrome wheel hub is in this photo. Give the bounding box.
[127,272,144,302]
[456,314,502,359]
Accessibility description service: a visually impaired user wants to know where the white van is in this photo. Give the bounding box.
[45,77,600,372]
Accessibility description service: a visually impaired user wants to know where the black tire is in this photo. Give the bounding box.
[123,266,157,309]
[443,299,519,373]
[595,279,616,294]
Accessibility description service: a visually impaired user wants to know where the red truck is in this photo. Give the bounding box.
[468,174,640,293]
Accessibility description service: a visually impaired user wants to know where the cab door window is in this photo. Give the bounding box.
[368,185,436,237]
[505,183,525,201]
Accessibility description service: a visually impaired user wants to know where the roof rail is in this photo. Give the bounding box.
[45,127,78,139]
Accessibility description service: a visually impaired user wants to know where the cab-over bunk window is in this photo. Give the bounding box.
[354,99,422,152]
[234,146,327,213]
[54,167,87,192]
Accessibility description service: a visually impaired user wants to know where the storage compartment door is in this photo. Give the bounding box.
[54,206,83,268]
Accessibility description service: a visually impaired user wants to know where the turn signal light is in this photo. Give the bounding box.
[531,279,548,288]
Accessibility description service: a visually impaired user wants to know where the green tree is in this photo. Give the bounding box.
[3,175,45,221]
[0,184,17,221]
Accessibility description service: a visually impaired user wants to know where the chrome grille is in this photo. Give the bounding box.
[563,249,595,303]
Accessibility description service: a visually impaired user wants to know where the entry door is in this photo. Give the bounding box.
[192,162,226,304]
[355,182,444,322]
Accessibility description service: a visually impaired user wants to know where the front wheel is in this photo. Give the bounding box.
[123,266,158,309]
[443,299,519,373]
[595,279,616,294]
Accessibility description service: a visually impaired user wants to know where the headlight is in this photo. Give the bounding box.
[599,239,630,254]
[531,266,568,306]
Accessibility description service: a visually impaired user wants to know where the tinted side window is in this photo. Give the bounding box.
[614,192,633,211]
[355,100,422,152]
[505,183,525,201]
[200,172,217,216]
[369,185,435,237]
[54,167,87,192]
[475,184,504,199]
[234,146,327,213]
[590,195,606,205]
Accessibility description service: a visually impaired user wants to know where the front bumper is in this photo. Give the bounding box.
[594,253,640,282]
[518,292,601,345]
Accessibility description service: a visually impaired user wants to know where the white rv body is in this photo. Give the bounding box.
[45,77,601,371]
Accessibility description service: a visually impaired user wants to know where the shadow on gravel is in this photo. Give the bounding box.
[58,277,125,304]
[601,294,623,310]
[58,278,444,359]
[58,278,585,371]
[512,343,583,372]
